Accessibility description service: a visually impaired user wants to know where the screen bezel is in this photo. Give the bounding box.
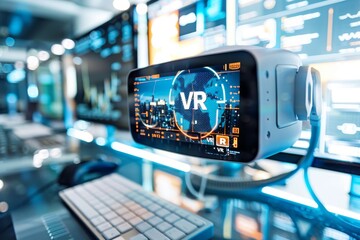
[128,50,259,162]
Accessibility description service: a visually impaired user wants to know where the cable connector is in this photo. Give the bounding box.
[295,66,313,120]
[294,66,322,123]
[310,68,322,125]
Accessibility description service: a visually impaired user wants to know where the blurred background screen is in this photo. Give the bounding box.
[72,9,137,130]
[35,57,64,120]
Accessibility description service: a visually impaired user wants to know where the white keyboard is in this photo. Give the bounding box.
[59,173,214,240]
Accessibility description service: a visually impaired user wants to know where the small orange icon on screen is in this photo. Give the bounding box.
[229,62,241,70]
[232,137,238,148]
[232,127,240,134]
[216,135,229,147]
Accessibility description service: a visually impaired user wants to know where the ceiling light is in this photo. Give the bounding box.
[38,51,50,61]
[27,56,39,71]
[27,84,39,99]
[51,44,65,55]
[113,0,130,11]
[7,69,25,83]
[136,3,148,15]
[62,38,75,50]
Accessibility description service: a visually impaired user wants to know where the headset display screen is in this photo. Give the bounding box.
[128,51,258,162]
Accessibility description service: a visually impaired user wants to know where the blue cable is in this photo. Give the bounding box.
[303,123,360,238]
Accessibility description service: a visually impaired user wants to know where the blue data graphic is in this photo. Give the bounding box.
[73,10,136,129]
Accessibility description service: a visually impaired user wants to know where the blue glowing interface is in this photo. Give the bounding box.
[133,63,242,157]
[0,62,27,114]
[148,0,227,64]
[73,11,136,129]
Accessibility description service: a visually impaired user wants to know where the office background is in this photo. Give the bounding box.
[1,0,360,239]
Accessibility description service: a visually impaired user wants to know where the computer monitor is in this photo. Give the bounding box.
[35,57,64,121]
[72,9,137,130]
[234,0,360,172]
[147,0,227,65]
[0,61,27,115]
[0,63,10,114]
[144,0,360,173]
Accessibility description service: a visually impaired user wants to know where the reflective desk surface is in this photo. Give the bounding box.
[0,125,360,239]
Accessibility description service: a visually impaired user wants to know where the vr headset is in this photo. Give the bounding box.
[128,46,318,162]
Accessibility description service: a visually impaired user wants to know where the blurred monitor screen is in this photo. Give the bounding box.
[36,58,64,120]
[147,0,227,64]
[236,0,360,168]
[235,0,360,165]
[73,9,137,130]
[147,0,360,171]
[234,202,262,240]
[0,62,27,115]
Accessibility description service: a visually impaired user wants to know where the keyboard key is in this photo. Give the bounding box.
[110,217,125,226]
[142,212,154,220]
[129,203,142,211]
[148,216,162,226]
[127,192,139,198]
[112,193,124,199]
[144,228,170,240]
[164,214,180,223]
[123,212,136,220]
[65,190,98,219]
[113,194,126,201]
[174,209,188,218]
[90,216,106,225]
[174,219,196,234]
[110,202,122,210]
[156,209,170,218]
[88,198,101,205]
[147,204,161,212]
[129,234,148,240]
[98,207,112,215]
[102,227,120,239]
[165,228,185,240]
[133,196,146,204]
[118,197,130,204]
[164,204,177,212]
[99,195,111,202]
[94,203,106,210]
[157,222,171,232]
[186,215,205,227]
[134,207,148,216]
[116,207,129,215]
[147,195,159,203]
[104,211,118,221]
[141,200,152,207]
[125,201,137,208]
[129,216,143,226]
[136,222,152,233]
[97,222,112,232]
[117,222,132,233]
[104,198,117,206]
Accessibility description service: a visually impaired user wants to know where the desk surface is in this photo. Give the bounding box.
[1,145,360,240]
[0,119,359,240]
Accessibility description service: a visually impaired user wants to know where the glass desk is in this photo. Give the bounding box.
[1,139,360,240]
